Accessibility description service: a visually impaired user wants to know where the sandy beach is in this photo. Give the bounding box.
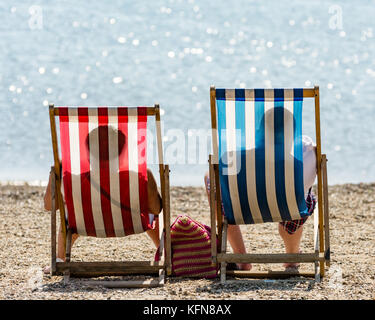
[0,183,374,300]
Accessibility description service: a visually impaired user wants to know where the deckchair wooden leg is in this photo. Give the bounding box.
[209,156,217,267]
[64,229,72,285]
[314,85,325,279]
[322,154,330,268]
[163,164,172,276]
[220,218,228,284]
[49,105,67,254]
[50,167,57,275]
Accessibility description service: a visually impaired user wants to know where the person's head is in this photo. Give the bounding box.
[85,125,126,161]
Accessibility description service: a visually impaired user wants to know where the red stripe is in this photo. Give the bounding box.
[171,224,200,234]
[171,238,210,246]
[97,107,115,237]
[171,216,209,231]
[59,107,77,233]
[137,107,149,231]
[118,108,134,235]
[171,223,198,231]
[171,233,206,240]
[77,108,96,237]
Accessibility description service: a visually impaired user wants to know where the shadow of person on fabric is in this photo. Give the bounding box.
[69,124,162,235]
[219,106,305,224]
[83,125,144,214]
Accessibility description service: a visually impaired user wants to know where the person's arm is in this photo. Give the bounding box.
[147,169,162,215]
[44,169,59,211]
[44,172,53,211]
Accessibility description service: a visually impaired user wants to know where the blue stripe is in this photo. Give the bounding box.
[254,89,265,101]
[273,89,292,221]
[254,90,273,222]
[294,88,303,101]
[274,88,284,102]
[216,89,226,100]
[293,88,308,216]
[217,94,235,224]
[235,89,253,224]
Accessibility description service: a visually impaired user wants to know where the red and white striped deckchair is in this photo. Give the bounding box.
[48,104,171,287]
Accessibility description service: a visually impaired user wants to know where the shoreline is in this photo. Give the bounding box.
[1,180,374,188]
[0,183,374,299]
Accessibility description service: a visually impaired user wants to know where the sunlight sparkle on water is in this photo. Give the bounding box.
[112,77,123,84]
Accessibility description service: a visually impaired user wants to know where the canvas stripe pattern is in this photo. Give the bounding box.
[58,106,150,237]
[215,88,308,225]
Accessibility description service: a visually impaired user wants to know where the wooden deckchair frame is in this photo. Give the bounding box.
[209,86,330,283]
[48,104,172,287]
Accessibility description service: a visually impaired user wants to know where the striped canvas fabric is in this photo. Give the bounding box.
[215,88,308,225]
[58,106,150,237]
[170,216,218,278]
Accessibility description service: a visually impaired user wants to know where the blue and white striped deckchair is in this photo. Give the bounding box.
[208,86,330,282]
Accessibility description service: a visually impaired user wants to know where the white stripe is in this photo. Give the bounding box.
[225,98,244,225]
[264,90,282,222]
[88,109,106,237]
[244,98,263,224]
[283,90,302,220]
[107,108,125,237]
[128,108,144,234]
[156,113,164,165]
[68,109,86,235]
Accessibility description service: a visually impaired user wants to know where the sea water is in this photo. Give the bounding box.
[0,0,374,186]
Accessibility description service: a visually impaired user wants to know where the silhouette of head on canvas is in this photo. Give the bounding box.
[222,106,297,175]
[85,125,126,162]
[257,106,296,151]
